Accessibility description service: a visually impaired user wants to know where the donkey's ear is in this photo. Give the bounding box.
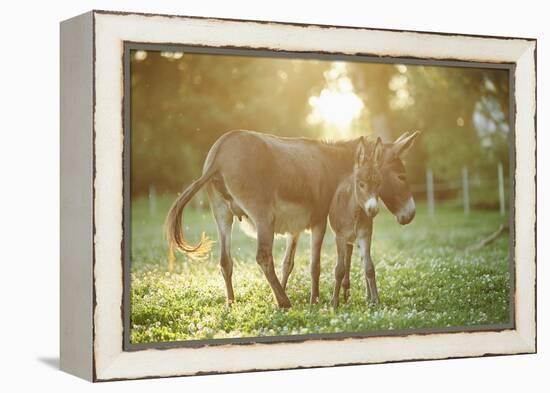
[392,130,420,157]
[355,137,367,168]
[373,136,383,165]
[393,131,411,144]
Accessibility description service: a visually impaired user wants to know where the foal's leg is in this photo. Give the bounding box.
[207,185,235,304]
[331,236,347,307]
[281,233,300,291]
[342,244,353,304]
[256,221,292,308]
[310,220,327,304]
[358,217,379,304]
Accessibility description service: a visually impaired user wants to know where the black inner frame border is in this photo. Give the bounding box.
[122,41,517,352]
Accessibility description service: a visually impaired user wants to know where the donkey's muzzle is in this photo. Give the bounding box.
[397,210,415,225]
[396,197,416,225]
[364,198,379,217]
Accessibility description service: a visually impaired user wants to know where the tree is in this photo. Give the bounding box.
[130,51,330,196]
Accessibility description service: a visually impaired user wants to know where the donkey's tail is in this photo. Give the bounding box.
[164,163,217,261]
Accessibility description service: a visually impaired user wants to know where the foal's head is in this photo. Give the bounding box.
[354,137,383,217]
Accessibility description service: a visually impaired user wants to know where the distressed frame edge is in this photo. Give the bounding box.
[91,8,537,42]
[96,350,536,383]
[59,10,95,381]
[91,11,537,381]
[512,39,537,354]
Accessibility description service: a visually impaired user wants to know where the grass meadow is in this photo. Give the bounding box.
[130,194,511,344]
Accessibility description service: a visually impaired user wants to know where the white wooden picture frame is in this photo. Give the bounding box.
[60,10,536,381]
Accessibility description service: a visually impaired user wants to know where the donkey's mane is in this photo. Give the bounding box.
[319,137,359,147]
[320,136,380,147]
[235,129,379,149]
[265,133,359,146]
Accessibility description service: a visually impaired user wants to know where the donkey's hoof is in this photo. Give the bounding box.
[331,297,340,308]
[278,298,292,309]
[310,296,320,305]
[343,289,350,303]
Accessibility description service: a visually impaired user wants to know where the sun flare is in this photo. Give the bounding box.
[307,63,364,136]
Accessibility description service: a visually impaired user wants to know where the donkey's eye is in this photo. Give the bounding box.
[359,182,367,189]
[397,174,407,181]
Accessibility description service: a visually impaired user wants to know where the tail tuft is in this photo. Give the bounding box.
[164,176,215,264]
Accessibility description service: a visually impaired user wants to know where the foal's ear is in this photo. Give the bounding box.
[373,136,383,165]
[392,130,421,157]
[355,136,367,168]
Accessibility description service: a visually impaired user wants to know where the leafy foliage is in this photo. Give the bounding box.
[131,51,510,204]
[131,51,329,195]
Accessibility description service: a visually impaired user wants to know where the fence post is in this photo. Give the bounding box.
[498,162,505,216]
[426,168,434,216]
[462,166,470,216]
[149,184,157,217]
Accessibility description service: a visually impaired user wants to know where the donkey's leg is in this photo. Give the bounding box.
[342,244,353,304]
[331,236,347,307]
[310,220,327,304]
[364,254,379,305]
[281,233,300,291]
[207,185,235,305]
[256,222,292,309]
[358,218,379,304]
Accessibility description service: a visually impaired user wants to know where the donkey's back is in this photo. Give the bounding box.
[209,130,354,233]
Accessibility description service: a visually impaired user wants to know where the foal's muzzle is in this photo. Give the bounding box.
[364,197,379,217]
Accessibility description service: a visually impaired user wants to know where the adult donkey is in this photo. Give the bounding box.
[166,130,419,308]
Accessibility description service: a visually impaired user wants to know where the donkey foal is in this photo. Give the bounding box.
[329,137,383,307]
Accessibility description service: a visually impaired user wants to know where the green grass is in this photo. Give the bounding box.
[130,194,511,344]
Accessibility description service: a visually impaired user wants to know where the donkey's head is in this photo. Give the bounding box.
[353,136,383,217]
[378,131,421,225]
